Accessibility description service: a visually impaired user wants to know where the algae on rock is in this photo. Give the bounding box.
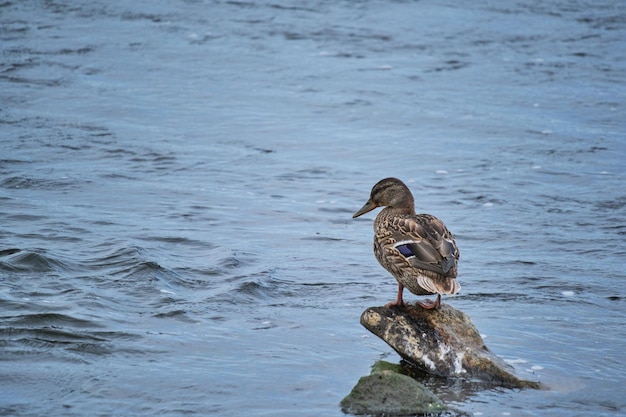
[341,361,447,416]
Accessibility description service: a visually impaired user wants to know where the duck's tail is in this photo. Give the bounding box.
[417,275,461,295]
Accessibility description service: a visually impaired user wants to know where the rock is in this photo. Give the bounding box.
[360,304,540,389]
[369,360,404,375]
[341,360,447,416]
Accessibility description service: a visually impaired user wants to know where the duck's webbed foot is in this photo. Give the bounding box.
[384,299,405,308]
[385,283,405,308]
[417,294,441,310]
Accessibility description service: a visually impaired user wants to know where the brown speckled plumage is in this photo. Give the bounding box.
[353,177,460,309]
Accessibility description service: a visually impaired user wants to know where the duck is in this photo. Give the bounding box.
[353,177,460,309]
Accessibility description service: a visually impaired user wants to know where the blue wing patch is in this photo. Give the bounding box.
[394,240,441,264]
[396,244,415,258]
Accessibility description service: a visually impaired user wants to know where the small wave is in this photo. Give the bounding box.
[0,249,73,273]
[0,175,77,190]
[106,257,208,299]
[1,325,141,358]
[316,206,355,214]
[2,329,110,356]
[135,235,216,249]
[114,260,164,277]
[110,261,178,292]
[7,313,104,329]
[84,246,143,271]
[219,274,301,307]
[4,213,48,222]
[300,235,348,242]
[216,250,258,270]
[595,196,626,211]
[0,311,143,358]
[80,245,224,295]
[276,167,335,181]
[152,309,197,323]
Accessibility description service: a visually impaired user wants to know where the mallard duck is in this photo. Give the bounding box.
[353,177,460,309]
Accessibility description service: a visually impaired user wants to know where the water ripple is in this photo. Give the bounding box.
[0,311,142,361]
[1,0,624,415]
[0,249,72,273]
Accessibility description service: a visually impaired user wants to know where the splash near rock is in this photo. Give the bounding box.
[360,304,540,389]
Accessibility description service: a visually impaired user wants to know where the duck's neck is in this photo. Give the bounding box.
[381,203,415,217]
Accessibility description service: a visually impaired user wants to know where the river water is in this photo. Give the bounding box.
[1,1,625,416]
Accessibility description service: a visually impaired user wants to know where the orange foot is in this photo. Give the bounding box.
[417,294,441,310]
[384,299,406,308]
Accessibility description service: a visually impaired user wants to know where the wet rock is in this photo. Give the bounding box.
[341,360,447,416]
[360,304,540,389]
[369,360,404,374]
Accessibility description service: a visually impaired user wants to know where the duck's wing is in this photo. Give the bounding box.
[389,214,459,278]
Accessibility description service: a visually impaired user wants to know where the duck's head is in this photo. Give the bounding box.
[353,177,415,218]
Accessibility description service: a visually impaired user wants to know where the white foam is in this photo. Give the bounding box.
[422,355,436,371]
[438,344,450,361]
[453,351,466,374]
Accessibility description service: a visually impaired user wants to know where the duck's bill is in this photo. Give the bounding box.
[353,200,377,218]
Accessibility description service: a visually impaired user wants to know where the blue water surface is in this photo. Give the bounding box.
[1,1,625,416]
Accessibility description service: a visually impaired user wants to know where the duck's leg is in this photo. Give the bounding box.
[417,294,441,310]
[385,283,405,308]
